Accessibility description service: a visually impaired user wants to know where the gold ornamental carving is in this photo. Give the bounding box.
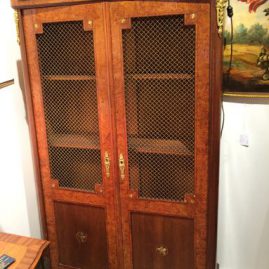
[216,0,228,36]
[14,10,20,44]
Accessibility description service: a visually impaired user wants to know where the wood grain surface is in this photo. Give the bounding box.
[0,233,49,269]
[109,2,210,268]
[16,1,222,268]
[11,0,211,9]
[22,4,119,268]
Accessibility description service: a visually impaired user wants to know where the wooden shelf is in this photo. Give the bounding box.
[49,133,99,150]
[44,75,96,81]
[43,74,192,81]
[49,135,191,155]
[129,73,193,80]
[129,138,192,156]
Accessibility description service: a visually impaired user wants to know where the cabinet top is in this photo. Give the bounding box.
[11,0,211,9]
[12,0,90,9]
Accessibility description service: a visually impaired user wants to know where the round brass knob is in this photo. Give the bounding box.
[156,246,168,256]
[75,232,88,244]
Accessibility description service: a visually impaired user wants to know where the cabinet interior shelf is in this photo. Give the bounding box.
[129,138,191,156]
[128,73,193,80]
[43,73,193,82]
[43,75,96,81]
[49,134,191,156]
[49,134,99,150]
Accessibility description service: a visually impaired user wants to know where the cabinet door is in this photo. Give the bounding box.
[22,4,118,269]
[110,2,210,268]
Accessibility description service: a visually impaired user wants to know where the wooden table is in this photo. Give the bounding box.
[0,233,49,269]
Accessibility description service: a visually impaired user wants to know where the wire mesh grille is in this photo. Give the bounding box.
[122,15,196,202]
[37,21,102,192]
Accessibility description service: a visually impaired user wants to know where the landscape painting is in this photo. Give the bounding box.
[223,0,269,93]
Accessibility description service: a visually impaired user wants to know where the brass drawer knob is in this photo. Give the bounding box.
[75,232,88,244]
[156,246,168,256]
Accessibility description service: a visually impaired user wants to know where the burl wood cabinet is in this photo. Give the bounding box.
[11,0,222,268]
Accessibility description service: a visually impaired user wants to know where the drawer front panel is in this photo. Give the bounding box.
[54,202,109,269]
[131,212,194,269]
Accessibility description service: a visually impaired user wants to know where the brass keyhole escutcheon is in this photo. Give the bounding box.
[119,154,125,180]
[156,246,168,256]
[75,232,88,244]
[104,151,110,178]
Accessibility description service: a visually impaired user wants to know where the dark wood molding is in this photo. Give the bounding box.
[206,0,222,268]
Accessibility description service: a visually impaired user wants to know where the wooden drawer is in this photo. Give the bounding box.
[54,202,109,269]
[131,213,194,269]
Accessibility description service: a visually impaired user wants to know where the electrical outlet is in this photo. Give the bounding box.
[240,134,249,147]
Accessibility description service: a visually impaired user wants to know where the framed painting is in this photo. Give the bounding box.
[223,0,269,98]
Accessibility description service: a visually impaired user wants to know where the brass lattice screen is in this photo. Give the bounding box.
[122,15,196,201]
[37,21,102,191]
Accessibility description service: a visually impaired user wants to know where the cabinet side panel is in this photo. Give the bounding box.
[20,9,48,239]
[207,0,222,268]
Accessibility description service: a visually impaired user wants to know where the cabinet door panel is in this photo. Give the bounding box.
[36,16,101,193]
[123,13,196,201]
[131,213,194,269]
[110,2,210,268]
[54,202,109,269]
[23,4,118,268]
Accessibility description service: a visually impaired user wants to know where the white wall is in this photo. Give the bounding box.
[217,101,269,269]
[0,0,42,238]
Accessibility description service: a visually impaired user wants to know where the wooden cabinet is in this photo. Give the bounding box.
[12,0,222,268]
